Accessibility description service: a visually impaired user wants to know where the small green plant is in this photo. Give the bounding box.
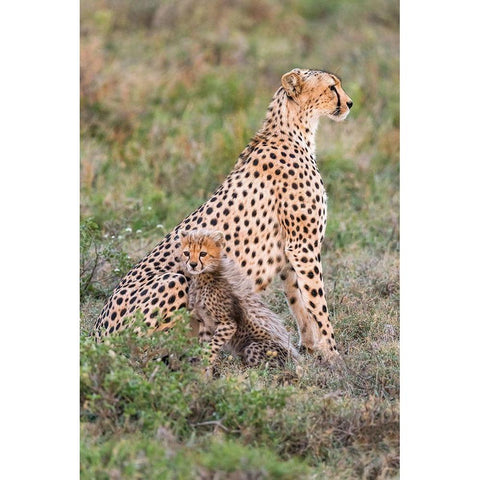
[197,439,315,478]
[80,217,133,300]
[81,311,206,434]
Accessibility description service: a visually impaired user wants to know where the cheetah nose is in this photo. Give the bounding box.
[346,100,353,109]
[190,262,198,269]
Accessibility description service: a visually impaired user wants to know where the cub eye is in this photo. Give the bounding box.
[199,251,207,258]
[329,85,336,91]
[183,251,190,257]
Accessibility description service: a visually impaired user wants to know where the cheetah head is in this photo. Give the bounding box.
[179,229,225,275]
[281,68,353,122]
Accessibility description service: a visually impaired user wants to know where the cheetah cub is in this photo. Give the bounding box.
[179,229,299,370]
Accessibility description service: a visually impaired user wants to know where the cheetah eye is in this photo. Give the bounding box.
[199,251,207,258]
[183,251,190,257]
[329,85,336,91]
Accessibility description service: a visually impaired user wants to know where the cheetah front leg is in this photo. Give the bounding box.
[282,247,339,362]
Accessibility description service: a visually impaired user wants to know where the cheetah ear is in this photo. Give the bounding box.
[281,69,303,98]
[211,231,224,246]
[178,230,188,239]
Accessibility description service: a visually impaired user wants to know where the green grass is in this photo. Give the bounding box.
[81,0,399,477]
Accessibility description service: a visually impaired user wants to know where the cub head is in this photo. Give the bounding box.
[281,68,353,121]
[179,229,225,275]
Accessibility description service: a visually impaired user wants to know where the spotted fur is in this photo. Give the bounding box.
[94,68,352,361]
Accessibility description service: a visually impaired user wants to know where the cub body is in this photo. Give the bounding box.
[180,229,298,368]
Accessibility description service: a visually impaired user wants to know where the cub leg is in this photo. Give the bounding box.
[241,341,266,367]
[208,320,237,366]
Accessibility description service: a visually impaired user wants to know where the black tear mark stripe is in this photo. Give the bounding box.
[331,86,341,107]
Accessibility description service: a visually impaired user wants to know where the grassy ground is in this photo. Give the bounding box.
[80,0,399,478]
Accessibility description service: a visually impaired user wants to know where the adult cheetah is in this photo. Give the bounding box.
[94,68,353,362]
[180,229,299,369]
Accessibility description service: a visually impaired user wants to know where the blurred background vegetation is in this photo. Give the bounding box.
[80,0,399,478]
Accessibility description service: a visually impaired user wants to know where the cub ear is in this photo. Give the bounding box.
[211,231,224,246]
[281,69,303,97]
[178,230,188,239]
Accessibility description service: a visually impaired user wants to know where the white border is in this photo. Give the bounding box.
[401,1,479,478]
[1,1,79,478]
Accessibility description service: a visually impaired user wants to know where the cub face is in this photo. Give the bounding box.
[179,229,225,275]
[281,68,353,122]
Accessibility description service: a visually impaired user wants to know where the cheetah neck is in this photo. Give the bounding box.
[234,88,319,169]
[260,88,318,148]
